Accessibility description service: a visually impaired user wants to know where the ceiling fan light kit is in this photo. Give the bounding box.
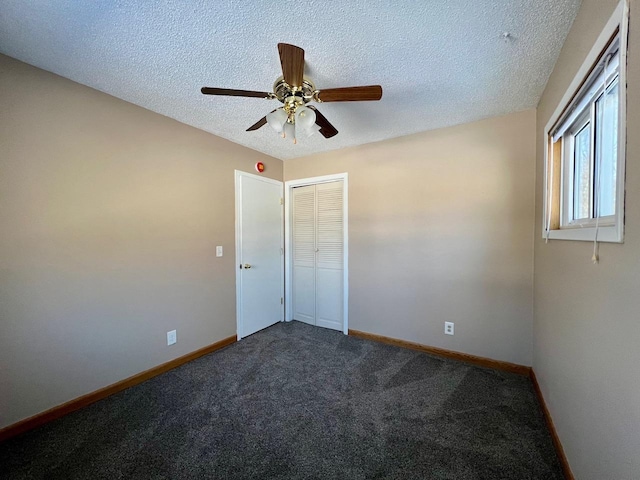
[201,43,383,144]
[266,108,288,133]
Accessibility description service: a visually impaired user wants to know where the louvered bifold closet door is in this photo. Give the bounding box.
[292,185,316,325]
[315,181,343,331]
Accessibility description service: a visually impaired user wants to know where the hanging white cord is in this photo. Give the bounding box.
[592,54,612,264]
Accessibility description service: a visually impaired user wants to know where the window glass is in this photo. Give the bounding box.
[596,79,619,217]
[573,124,591,221]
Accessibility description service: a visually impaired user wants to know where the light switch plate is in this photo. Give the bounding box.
[216,246,223,257]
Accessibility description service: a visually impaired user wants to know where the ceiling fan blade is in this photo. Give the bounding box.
[246,110,278,131]
[316,85,383,102]
[278,43,305,87]
[246,117,267,131]
[308,106,338,138]
[201,87,272,99]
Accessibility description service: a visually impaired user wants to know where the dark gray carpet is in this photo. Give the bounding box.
[1,321,564,479]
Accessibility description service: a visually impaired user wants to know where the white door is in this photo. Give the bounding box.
[315,181,344,330]
[292,185,316,325]
[235,171,283,339]
[292,180,344,331]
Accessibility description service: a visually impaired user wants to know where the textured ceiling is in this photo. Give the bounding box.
[0,0,581,160]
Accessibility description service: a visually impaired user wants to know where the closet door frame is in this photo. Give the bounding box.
[284,173,348,334]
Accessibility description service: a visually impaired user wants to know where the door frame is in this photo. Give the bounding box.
[284,173,349,334]
[235,170,284,340]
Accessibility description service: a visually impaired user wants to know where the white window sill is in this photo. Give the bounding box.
[544,224,623,243]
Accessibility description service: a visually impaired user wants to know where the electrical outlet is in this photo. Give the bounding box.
[167,330,177,345]
[444,322,454,336]
[216,246,223,257]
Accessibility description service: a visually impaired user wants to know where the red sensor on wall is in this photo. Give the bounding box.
[255,162,265,173]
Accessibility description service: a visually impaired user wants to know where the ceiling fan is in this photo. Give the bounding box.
[201,43,383,142]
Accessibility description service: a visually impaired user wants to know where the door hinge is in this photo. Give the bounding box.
[280,197,284,205]
[280,297,284,304]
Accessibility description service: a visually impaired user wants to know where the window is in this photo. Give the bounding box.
[543,0,628,243]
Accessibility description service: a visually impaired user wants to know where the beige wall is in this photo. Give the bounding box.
[0,55,282,429]
[285,110,536,366]
[534,0,640,478]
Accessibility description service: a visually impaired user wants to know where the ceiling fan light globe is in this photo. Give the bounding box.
[283,121,295,141]
[266,108,288,133]
[298,122,320,138]
[295,106,316,131]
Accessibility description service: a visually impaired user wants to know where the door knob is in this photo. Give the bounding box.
[243,263,252,269]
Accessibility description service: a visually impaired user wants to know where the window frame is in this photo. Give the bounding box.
[566,111,593,224]
[543,0,628,243]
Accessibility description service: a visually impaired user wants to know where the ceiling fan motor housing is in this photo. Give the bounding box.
[273,76,316,115]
